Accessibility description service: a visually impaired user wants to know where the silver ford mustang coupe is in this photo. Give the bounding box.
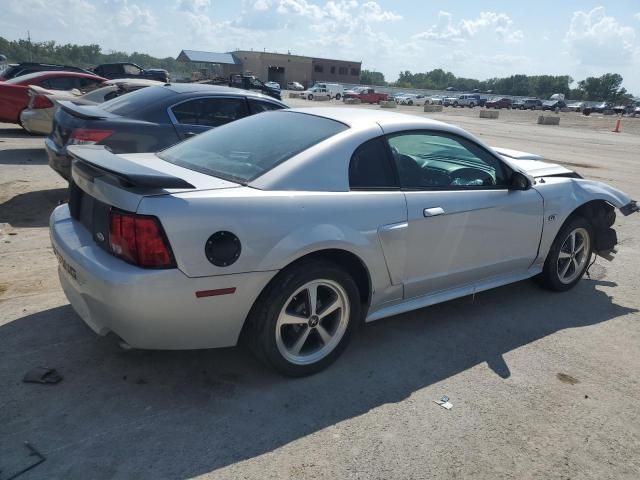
[50,108,638,376]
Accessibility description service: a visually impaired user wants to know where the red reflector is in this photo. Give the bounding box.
[109,210,175,268]
[69,128,114,145]
[195,288,237,298]
[32,95,54,109]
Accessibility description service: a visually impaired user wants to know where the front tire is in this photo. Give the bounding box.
[536,216,593,292]
[335,93,341,100]
[308,94,313,100]
[243,260,361,376]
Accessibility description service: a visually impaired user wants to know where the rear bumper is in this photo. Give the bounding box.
[50,204,277,350]
[45,137,71,180]
[20,109,53,135]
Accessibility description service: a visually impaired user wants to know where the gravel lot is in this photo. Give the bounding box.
[1,99,639,479]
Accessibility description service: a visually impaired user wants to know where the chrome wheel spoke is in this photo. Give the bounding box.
[306,284,318,316]
[558,251,571,259]
[569,231,576,253]
[291,327,311,355]
[316,324,332,345]
[560,260,572,278]
[318,298,340,320]
[279,312,307,325]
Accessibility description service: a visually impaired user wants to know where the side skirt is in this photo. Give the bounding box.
[365,267,542,323]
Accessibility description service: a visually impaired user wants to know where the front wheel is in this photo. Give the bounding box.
[536,216,593,292]
[335,93,341,100]
[408,100,413,105]
[243,260,361,376]
[307,94,313,100]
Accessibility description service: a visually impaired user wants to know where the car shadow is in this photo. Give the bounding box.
[0,127,43,140]
[0,279,634,479]
[0,188,67,228]
[0,148,48,165]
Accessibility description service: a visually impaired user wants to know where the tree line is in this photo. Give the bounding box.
[0,36,190,76]
[361,68,635,103]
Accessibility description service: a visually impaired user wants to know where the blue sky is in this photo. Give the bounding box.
[2,1,640,92]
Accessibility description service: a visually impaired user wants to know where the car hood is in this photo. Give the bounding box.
[491,146,574,177]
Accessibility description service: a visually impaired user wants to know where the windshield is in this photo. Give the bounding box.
[157,111,348,184]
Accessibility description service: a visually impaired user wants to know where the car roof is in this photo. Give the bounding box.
[285,107,455,131]
[6,70,106,84]
[159,82,275,98]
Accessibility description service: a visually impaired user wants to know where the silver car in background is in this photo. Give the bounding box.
[50,108,638,376]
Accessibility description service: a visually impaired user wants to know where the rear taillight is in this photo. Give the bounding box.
[69,128,114,145]
[109,210,175,268]
[31,95,54,109]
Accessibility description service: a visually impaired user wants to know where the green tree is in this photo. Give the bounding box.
[360,70,386,86]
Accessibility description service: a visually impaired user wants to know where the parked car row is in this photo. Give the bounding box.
[1,61,169,83]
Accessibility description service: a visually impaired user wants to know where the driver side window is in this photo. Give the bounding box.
[387,132,509,189]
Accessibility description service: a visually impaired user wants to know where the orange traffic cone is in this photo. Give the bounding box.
[613,119,622,133]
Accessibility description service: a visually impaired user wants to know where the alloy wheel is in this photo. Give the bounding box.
[275,279,350,365]
[557,227,590,284]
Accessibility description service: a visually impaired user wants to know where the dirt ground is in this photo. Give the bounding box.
[1,100,639,479]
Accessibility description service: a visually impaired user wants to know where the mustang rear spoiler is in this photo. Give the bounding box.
[68,145,195,189]
[58,100,111,120]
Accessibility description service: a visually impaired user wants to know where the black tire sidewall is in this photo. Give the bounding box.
[247,260,362,376]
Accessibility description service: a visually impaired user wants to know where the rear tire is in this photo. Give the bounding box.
[243,260,361,376]
[535,216,594,292]
[335,93,341,101]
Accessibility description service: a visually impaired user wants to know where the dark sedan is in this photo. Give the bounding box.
[484,97,512,109]
[542,99,567,111]
[46,84,287,180]
[512,98,542,110]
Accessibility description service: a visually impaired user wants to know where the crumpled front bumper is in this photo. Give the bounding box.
[620,200,639,216]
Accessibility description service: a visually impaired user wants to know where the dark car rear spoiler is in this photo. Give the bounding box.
[58,100,112,120]
[68,145,195,189]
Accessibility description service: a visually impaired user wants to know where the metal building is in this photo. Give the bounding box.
[177,49,362,87]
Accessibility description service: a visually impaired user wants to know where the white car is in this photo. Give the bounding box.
[310,83,344,100]
[50,108,638,376]
[399,94,427,106]
[287,81,304,91]
[265,81,281,90]
[303,87,331,100]
[428,95,444,105]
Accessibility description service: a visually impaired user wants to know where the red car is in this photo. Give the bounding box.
[0,71,106,126]
[343,88,388,104]
[485,97,512,109]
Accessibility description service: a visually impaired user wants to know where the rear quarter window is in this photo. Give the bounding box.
[100,86,176,119]
[158,111,348,184]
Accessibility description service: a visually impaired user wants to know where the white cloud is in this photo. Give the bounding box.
[116,3,157,33]
[565,7,637,66]
[413,10,523,44]
[177,0,211,14]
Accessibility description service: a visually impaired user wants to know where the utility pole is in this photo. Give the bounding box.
[27,30,32,61]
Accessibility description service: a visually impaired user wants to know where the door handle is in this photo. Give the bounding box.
[423,207,445,217]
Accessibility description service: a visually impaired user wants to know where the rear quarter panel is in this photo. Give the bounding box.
[137,188,407,308]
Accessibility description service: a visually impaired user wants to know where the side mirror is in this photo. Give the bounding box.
[509,171,531,191]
